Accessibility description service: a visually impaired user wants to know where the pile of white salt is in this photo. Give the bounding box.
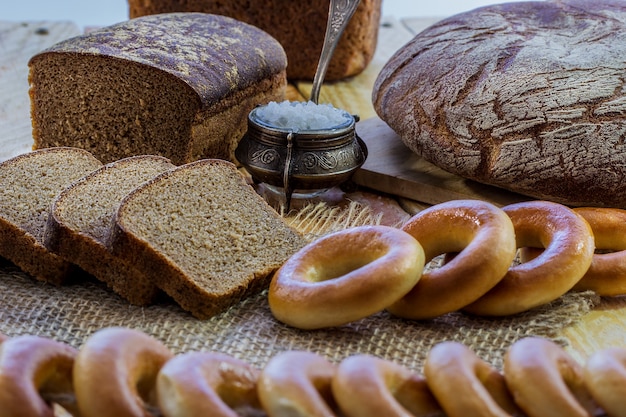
[255,101,351,131]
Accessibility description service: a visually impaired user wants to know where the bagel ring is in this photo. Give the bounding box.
[258,351,337,417]
[504,337,597,417]
[387,199,517,320]
[0,335,79,417]
[268,225,425,329]
[74,327,173,417]
[424,341,521,417]
[584,347,626,417]
[464,200,595,316]
[522,207,626,296]
[157,352,261,417]
[332,354,441,417]
[572,207,626,296]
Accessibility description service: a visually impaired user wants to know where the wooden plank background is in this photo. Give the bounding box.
[0,21,82,161]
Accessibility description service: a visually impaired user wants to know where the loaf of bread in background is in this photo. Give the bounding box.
[373,0,626,208]
[110,159,307,319]
[28,13,287,165]
[0,148,103,285]
[127,0,382,81]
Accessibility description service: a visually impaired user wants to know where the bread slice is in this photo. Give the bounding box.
[110,159,307,319]
[0,147,103,284]
[44,155,176,305]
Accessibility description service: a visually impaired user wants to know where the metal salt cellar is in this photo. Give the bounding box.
[235,0,368,209]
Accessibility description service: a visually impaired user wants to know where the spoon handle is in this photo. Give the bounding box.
[310,0,361,104]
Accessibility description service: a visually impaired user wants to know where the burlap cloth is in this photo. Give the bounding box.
[0,201,599,372]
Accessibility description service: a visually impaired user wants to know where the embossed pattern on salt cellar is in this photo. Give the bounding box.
[235,105,368,209]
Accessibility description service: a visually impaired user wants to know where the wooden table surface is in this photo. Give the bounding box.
[1,16,625,364]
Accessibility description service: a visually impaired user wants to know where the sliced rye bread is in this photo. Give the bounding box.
[44,155,176,305]
[110,159,307,319]
[0,147,103,284]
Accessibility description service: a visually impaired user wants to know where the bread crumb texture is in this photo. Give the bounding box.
[52,155,175,243]
[43,155,176,305]
[0,148,103,284]
[28,13,287,164]
[373,0,626,208]
[0,148,102,242]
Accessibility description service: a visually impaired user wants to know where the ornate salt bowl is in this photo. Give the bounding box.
[235,101,368,207]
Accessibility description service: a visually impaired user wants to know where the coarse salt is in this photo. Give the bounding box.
[255,100,351,131]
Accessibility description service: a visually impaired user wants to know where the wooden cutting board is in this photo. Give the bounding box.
[352,117,529,207]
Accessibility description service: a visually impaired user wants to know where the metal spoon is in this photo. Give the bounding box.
[310,0,362,104]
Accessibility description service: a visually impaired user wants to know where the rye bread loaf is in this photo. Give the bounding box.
[110,159,307,319]
[127,0,382,81]
[373,0,626,208]
[28,13,287,165]
[0,148,103,284]
[44,155,175,305]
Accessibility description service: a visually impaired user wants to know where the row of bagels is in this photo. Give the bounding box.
[269,199,626,329]
[0,326,622,417]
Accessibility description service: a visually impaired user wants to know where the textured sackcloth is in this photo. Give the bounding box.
[0,200,598,372]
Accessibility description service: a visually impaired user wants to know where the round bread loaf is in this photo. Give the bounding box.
[373,0,626,208]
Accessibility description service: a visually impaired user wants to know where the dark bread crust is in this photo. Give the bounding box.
[373,0,626,208]
[30,13,287,109]
[127,0,382,81]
